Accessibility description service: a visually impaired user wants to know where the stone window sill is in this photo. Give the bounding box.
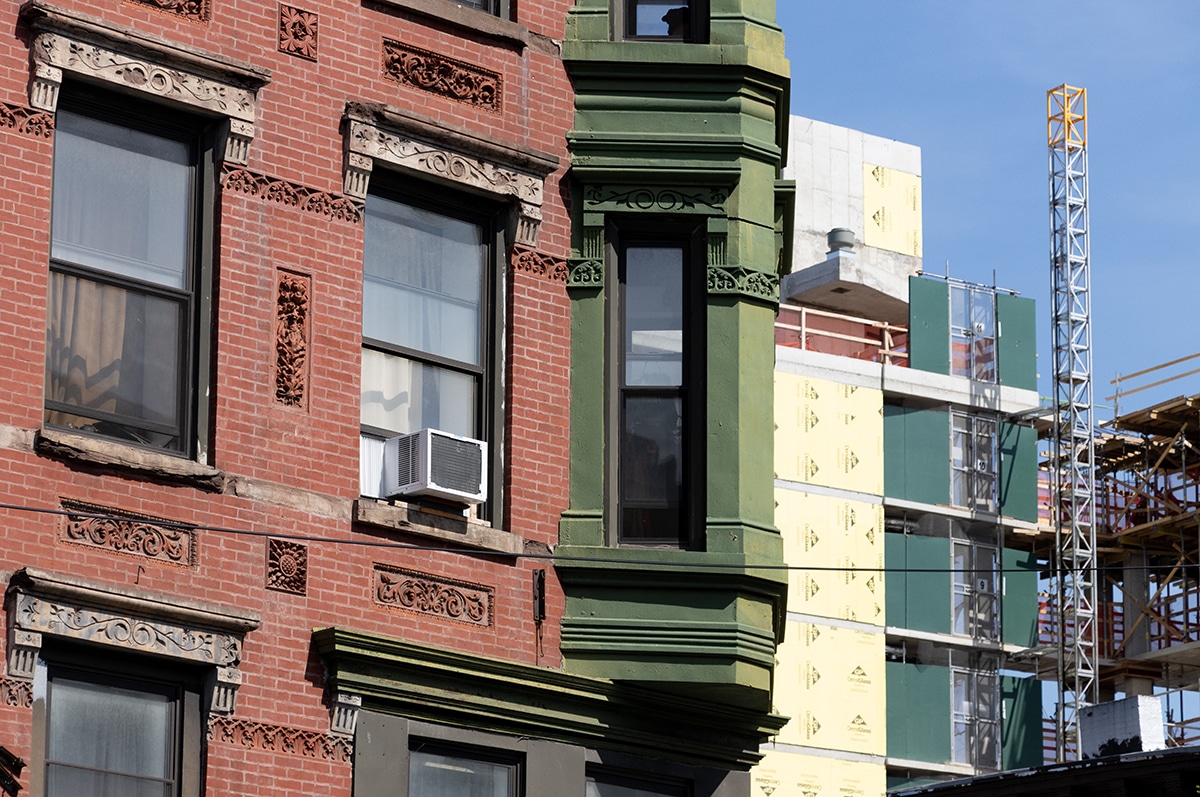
[369,0,530,50]
[354,499,523,554]
[36,428,226,493]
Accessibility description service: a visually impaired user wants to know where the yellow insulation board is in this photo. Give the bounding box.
[774,620,886,755]
[863,163,921,257]
[752,749,886,797]
[774,374,883,495]
[776,490,884,624]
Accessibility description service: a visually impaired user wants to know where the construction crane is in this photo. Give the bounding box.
[1047,84,1098,761]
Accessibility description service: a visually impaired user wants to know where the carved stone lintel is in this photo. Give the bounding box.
[343,151,373,200]
[29,62,61,112]
[211,666,242,714]
[330,692,360,737]
[515,202,542,248]
[7,629,42,680]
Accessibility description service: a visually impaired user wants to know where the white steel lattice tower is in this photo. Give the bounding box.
[1047,84,1097,762]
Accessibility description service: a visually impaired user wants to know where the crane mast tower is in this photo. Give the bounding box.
[1047,83,1098,761]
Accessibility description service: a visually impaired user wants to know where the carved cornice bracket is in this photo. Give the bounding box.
[20,0,271,165]
[567,218,605,289]
[5,568,259,714]
[706,266,779,304]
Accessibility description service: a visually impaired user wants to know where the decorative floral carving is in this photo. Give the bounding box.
[511,246,568,283]
[706,267,779,302]
[222,166,362,223]
[583,185,728,213]
[127,0,211,22]
[349,122,541,206]
[59,499,196,566]
[267,538,308,594]
[34,36,254,121]
[279,5,318,60]
[1,676,33,709]
[209,716,352,761]
[374,565,492,627]
[0,100,54,138]
[382,40,501,113]
[567,259,604,288]
[14,594,242,666]
[275,273,310,408]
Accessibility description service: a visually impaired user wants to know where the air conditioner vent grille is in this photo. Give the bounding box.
[430,433,484,493]
[393,433,420,486]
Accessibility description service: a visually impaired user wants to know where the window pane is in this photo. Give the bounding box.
[48,677,173,781]
[621,395,683,541]
[364,195,484,366]
[52,110,191,289]
[45,270,184,449]
[361,348,476,437]
[629,0,690,36]
[625,246,683,386]
[409,749,512,797]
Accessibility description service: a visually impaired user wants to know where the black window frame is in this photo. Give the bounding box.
[36,645,205,797]
[613,0,709,42]
[44,82,217,459]
[459,0,511,18]
[360,178,505,520]
[609,221,706,548]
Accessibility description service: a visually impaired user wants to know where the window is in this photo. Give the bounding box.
[614,228,704,546]
[409,741,518,797]
[457,0,509,16]
[952,538,998,640]
[616,0,707,41]
[44,86,214,455]
[360,186,500,510]
[950,284,996,382]
[42,656,202,797]
[951,657,1000,770]
[951,413,997,512]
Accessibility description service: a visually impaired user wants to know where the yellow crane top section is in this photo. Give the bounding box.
[1048,84,1087,148]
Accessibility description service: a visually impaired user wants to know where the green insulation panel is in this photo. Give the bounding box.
[886,660,951,763]
[883,404,949,506]
[996,293,1037,391]
[1001,674,1043,769]
[1002,546,1040,648]
[998,422,1038,522]
[885,532,951,635]
[908,277,949,375]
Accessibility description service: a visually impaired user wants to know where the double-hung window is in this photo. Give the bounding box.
[360,186,498,512]
[43,659,202,797]
[44,87,212,455]
[615,228,704,546]
[409,740,518,797]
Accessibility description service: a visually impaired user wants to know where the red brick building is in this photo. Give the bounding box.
[0,0,790,795]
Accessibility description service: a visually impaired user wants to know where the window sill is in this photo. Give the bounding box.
[35,428,226,493]
[368,0,530,50]
[354,499,524,554]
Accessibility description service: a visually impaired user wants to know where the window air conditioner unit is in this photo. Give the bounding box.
[382,429,488,506]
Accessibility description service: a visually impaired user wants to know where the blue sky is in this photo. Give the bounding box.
[776,2,1200,416]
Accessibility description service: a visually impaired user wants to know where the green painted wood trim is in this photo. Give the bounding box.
[1002,546,1040,648]
[886,661,952,763]
[996,293,1037,391]
[706,266,779,303]
[908,277,950,375]
[1001,674,1044,769]
[999,422,1038,522]
[313,626,786,770]
[583,184,730,214]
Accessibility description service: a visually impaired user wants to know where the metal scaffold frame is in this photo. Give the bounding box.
[1048,83,1098,761]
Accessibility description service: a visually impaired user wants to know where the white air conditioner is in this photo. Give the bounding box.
[382,429,488,505]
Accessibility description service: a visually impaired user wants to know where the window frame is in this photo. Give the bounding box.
[359,178,505,519]
[407,738,522,797]
[950,412,998,513]
[950,658,1001,771]
[33,645,204,797]
[44,82,217,459]
[613,0,709,42]
[608,221,706,548]
[949,283,997,383]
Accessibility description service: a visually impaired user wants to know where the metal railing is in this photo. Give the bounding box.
[774,303,909,365]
